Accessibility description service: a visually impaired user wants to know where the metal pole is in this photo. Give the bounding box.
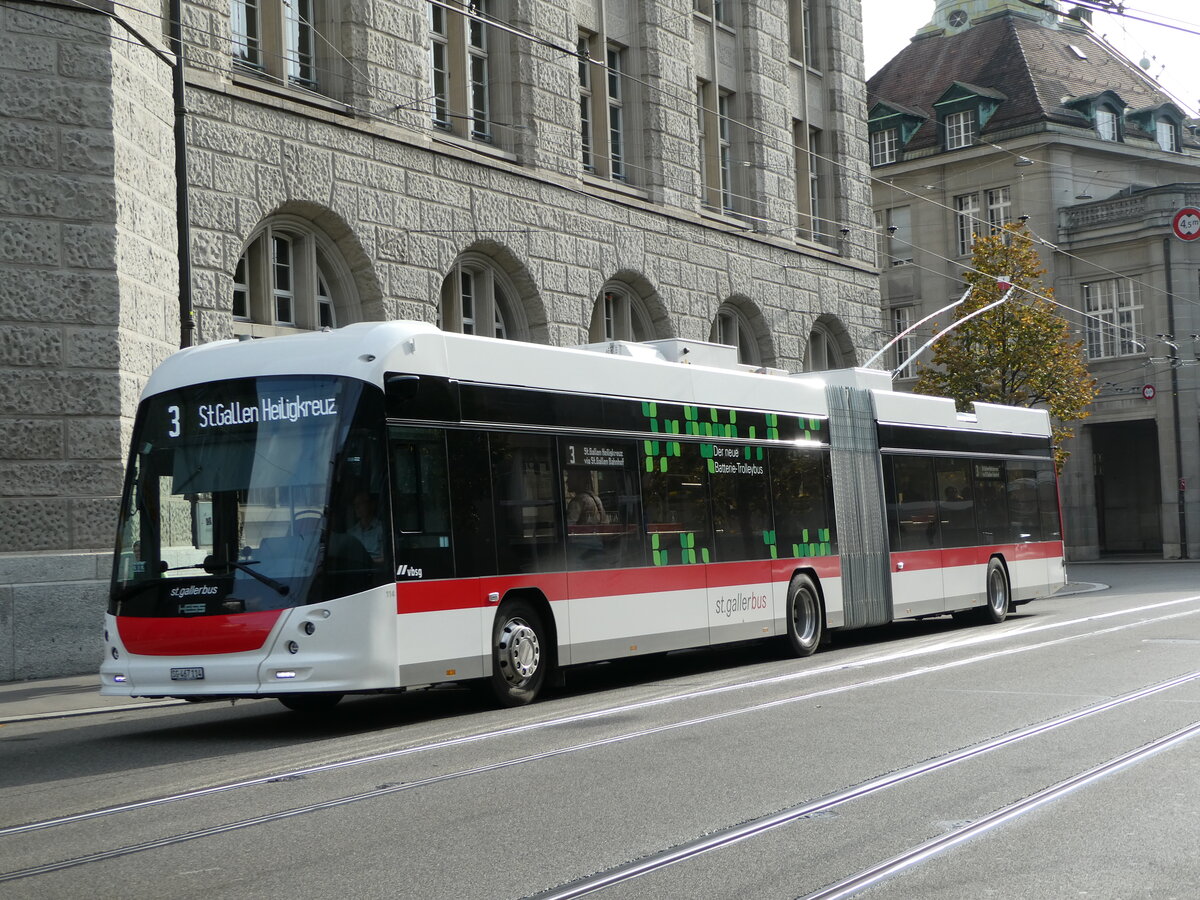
[169,0,194,348]
[1164,237,1187,558]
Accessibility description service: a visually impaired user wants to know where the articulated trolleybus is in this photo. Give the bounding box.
[103,321,1065,709]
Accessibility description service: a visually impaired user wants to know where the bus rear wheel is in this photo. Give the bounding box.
[979,559,1010,624]
[786,574,823,657]
[488,601,548,706]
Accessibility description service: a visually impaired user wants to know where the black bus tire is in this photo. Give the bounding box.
[979,558,1010,624]
[488,600,548,706]
[786,574,823,657]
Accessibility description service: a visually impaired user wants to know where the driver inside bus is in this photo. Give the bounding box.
[348,491,385,563]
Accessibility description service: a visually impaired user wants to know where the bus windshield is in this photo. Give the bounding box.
[110,375,390,616]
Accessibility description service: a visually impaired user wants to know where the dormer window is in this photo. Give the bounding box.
[1126,102,1184,153]
[1157,118,1180,152]
[945,109,976,149]
[933,82,1006,153]
[1095,106,1118,141]
[867,101,927,168]
[871,127,899,165]
[1066,91,1127,144]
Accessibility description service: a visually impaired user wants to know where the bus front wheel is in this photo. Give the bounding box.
[488,601,548,706]
[786,574,823,657]
[979,559,1010,624]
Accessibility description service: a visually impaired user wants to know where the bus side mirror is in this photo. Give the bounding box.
[386,374,421,401]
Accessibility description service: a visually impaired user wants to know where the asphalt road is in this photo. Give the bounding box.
[2,562,1199,899]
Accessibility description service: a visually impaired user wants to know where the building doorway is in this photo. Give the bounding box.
[1091,420,1162,554]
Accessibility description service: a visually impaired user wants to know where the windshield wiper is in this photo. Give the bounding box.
[207,557,290,596]
[162,556,290,597]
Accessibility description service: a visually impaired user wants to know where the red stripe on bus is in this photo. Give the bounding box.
[117,610,282,656]
[892,541,1063,571]
[395,557,844,613]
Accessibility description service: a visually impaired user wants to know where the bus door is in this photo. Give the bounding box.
[933,458,982,609]
[560,438,662,662]
[884,455,948,616]
[706,441,775,644]
[390,426,488,684]
[632,439,711,654]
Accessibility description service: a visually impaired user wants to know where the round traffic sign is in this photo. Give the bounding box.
[1142,384,1156,400]
[1172,208,1200,241]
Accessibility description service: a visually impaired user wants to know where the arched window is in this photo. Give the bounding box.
[710,303,761,366]
[804,317,853,372]
[589,285,654,342]
[233,219,356,336]
[439,257,524,339]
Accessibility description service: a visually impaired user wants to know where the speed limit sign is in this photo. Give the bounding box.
[1172,208,1200,241]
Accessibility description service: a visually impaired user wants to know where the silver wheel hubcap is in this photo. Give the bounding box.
[793,590,816,644]
[989,569,1007,613]
[498,618,540,685]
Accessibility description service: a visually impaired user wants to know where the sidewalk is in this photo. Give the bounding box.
[0,673,181,724]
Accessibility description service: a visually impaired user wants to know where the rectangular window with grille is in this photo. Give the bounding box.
[945,109,976,150]
[1084,279,1142,359]
[871,128,899,166]
[891,306,917,378]
[955,192,980,255]
[987,186,1011,233]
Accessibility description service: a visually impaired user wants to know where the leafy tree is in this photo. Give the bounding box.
[914,223,1097,469]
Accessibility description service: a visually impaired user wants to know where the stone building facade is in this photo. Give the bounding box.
[0,0,878,679]
[868,0,1200,560]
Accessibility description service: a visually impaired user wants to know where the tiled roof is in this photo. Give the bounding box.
[866,12,1184,154]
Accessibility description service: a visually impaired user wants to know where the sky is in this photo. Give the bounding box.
[860,0,1200,116]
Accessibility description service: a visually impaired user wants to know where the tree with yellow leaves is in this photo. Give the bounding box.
[914,223,1097,469]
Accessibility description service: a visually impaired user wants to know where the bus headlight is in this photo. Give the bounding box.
[286,640,300,654]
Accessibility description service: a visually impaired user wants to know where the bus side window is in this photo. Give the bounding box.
[1035,461,1062,540]
[560,439,646,570]
[1006,463,1041,542]
[935,458,976,548]
[887,455,939,550]
[973,461,1010,544]
[642,441,711,565]
[491,433,565,574]
[388,426,454,579]
[710,443,772,561]
[446,430,496,577]
[768,447,835,558]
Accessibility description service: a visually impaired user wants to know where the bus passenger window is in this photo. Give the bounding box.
[935,458,976,548]
[710,443,772,561]
[1035,461,1061,540]
[560,439,645,570]
[886,455,939,550]
[388,426,453,579]
[1006,463,1041,542]
[642,441,711,565]
[974,461,1010,544]
[770,447,836,558]
[491,433,565,574]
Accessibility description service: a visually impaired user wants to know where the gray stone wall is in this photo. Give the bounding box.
[0,2,176,678]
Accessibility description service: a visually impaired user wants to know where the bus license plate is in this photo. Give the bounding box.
[170,667,205,681]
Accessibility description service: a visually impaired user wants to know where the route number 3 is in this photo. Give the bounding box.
[167,405,181,438]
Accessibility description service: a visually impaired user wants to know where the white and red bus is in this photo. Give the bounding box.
[101,321,1065,709]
